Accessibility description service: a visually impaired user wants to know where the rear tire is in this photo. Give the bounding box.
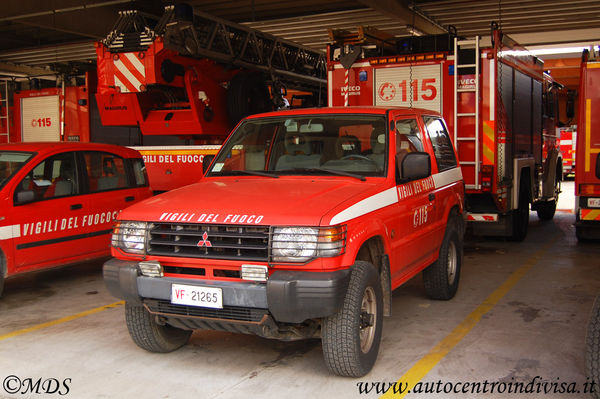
[423,217,462,300]
[322,261,383,377]
[0,272,4,298]
[586,296,600,399]
[125,302,192,353]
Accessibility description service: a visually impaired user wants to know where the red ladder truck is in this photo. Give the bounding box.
[575,47,600,241]
[95,4,326,191]
[327,24,563,240]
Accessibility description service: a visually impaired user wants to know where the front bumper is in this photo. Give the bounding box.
[103,258,350,324]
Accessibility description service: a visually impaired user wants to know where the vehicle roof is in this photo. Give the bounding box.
[0,141,142,157]
[246,106,441,119]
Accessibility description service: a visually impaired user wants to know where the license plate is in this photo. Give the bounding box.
[171,284,223,309]
[589,198,600,208]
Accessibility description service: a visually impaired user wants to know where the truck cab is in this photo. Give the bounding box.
[103,106,465,377]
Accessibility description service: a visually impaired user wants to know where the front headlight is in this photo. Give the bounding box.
[112,221,148,254]
[271,225,346,262]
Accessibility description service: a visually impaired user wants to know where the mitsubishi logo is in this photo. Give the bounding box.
[197,231,212,247]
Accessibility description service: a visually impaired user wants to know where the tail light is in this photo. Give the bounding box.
[481,165,493,191]
[580,184,600,195]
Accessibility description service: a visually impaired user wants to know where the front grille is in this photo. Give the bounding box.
[148,223,269,261]
[145,299,267,323]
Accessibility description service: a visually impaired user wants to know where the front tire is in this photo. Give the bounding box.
[536,200,557,220]
[125,302,192,353]
[322,261,383,377]
[423,217,462,300]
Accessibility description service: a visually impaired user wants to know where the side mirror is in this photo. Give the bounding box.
[202,155,215,175]
[398,152,431,182]
[15,190,35,205]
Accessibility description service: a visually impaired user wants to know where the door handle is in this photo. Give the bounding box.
[428,193,435,201]
[70,203,83,210]
[125,196,135,202]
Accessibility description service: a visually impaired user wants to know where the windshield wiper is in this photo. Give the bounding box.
[283,168,366,181]
[211,170,279,178]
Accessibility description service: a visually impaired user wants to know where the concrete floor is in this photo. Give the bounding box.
[0,181,598,399]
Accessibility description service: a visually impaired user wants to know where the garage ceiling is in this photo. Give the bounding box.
[0,0,598,87]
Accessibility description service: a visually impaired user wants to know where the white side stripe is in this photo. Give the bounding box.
[0,225,21,240]
[433,167,463,188]
[330,168,463,225]
[330,187,398,225]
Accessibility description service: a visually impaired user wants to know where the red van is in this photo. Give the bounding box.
[0,142,152,296]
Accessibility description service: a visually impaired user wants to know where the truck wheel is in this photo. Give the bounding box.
[125,302,191,353]
[423,217,462,300]
[322,261,383,377]
[536,200,556,220]
[0,273,4,298]
[510,179,529,241]
[226,71,271,126]
[586,296,600,399]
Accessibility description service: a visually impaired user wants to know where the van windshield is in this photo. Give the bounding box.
[207,114,388,178]
[0,151,35,190]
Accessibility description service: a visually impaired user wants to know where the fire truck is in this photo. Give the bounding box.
[94,4,327,191]
[575,47,600,241]
[327,25,563,240]
[558,127,576,178]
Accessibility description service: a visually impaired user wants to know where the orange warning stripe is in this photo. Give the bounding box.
[581,209,600,221]
[482,120,495,165]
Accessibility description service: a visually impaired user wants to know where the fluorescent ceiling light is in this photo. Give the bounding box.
[529,46,589,55]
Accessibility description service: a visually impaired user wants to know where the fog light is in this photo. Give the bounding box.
[241,265,268,282]
[139,260,163,277]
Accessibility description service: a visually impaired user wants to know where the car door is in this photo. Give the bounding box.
[80,151,148,255]
[12,150,91,270]
[388,115,438,282]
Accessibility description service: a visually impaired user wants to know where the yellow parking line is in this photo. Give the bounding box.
[0,300,124,341]
[381,239,555,399]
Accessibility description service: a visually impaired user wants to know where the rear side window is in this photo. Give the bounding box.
[83,152,128,192]
[423,116,457,172]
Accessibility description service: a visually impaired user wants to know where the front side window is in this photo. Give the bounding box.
[208,114,388,178]
[15,152,78,203]
[131,158,148,187]
[0,151,34,190]
[423,116,457,172]
[83,152,128,192]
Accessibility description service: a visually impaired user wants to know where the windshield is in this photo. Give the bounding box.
[208,114,388,178]
[0,151,35,190]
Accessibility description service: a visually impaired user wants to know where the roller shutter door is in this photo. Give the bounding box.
[21,95,60,142]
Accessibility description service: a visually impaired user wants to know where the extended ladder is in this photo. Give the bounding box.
[103,6,327,90]
[0,80,9,143]
[453,36,480,190]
